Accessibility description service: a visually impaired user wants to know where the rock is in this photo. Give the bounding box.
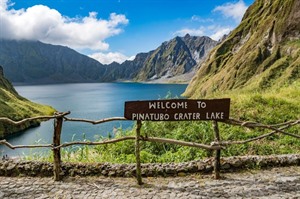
[0,154,299,178]
[197,162,205,171]
[165,168,176,174]
[221,163,231,170]
[6,162,16,171]
[124,171,133,177]
[178,172,186,177]
[108,171,116,177]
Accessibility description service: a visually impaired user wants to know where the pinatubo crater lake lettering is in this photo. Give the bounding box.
[124,98,230,121]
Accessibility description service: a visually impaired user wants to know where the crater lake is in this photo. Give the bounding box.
[0,83,187,157]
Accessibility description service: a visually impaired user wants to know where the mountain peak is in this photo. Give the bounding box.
[184,34,191,38]
[133,35,217,82]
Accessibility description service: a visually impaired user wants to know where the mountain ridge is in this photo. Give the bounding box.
[132,35,217,82]
[184,0,300,98]
[0,39,107,84]
[0,35,217,84]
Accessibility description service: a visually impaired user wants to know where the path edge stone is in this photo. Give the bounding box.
[0,154,299,178]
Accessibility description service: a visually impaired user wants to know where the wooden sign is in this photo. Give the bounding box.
[124,98,230,121]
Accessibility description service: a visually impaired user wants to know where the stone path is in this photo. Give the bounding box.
[0,166,299,199]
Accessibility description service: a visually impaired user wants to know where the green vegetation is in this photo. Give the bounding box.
[0,88,54,120]
[0,87,55,138]
[26,81,300,163]
[23,0,300,164]
[0,65,55,138]
[184,0,300,98]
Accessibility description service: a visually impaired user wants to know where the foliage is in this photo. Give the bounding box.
[184,0,300,98]
[25,81,300,163]
[21,0,300,163]
[0,72,55,138]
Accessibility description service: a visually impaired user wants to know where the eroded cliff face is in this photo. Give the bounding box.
[89,34,217,83]
[133,35,217,82]
[184,0,300,98]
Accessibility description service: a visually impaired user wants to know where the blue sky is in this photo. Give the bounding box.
[0,0,254,64]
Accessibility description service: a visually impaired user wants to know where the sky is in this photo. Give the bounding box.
[0,0,254,64]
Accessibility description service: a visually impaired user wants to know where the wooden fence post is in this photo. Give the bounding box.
[212,120,221,179]
[135,120,143,185]
[53,116,63,181]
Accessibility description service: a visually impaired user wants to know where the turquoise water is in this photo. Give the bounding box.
[0,83,187,157]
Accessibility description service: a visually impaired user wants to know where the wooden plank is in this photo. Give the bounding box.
[124,98,230,121]
[135,120,143,185]
[213,120,221,179]
[53,117,63,181]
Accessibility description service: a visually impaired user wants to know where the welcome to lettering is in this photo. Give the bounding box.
[148,101,188,109]
[148,101,207,110]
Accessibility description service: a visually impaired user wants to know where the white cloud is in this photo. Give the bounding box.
[174,25,232,41]
[127,55,136,61]
[191,15,214,23]
[213,0,247,22]
[174,27,205,37]
[174,1,249,41]
[209,27,232,41]
[0,0,128,51]
[89,52,133,64]
[0,0,8,10]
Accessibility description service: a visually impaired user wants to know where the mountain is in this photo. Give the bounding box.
[0,65,55,138]
[184,0,300,98]
[100,53,150,81]
[0,35,217,84]
[132,34,217,82]
[0,40,108,84]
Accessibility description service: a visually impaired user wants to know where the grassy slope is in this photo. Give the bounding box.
[29,81,299,163]
[0,88,55,138]
[183,0,300,98]
[0,70,55,138]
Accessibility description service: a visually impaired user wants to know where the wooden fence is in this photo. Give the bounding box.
[0,111,299,185]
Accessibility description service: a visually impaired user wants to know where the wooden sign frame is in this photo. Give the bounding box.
[124,98,230,121]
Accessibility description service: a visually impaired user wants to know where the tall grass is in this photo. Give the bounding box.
[25,81,300,163]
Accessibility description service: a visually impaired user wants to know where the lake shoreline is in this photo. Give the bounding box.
[1,83,187,157]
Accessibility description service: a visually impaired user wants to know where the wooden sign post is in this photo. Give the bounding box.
[124,98,230,183]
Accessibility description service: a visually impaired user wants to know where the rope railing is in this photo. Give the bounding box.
[224,118,300,138]
[1,119,298,149]
[0,140,53,149]
[0,112,299,184]
[64,116,127,124]
[0,136,221,151]
[0,111,70,125]
[218,119,300,145]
